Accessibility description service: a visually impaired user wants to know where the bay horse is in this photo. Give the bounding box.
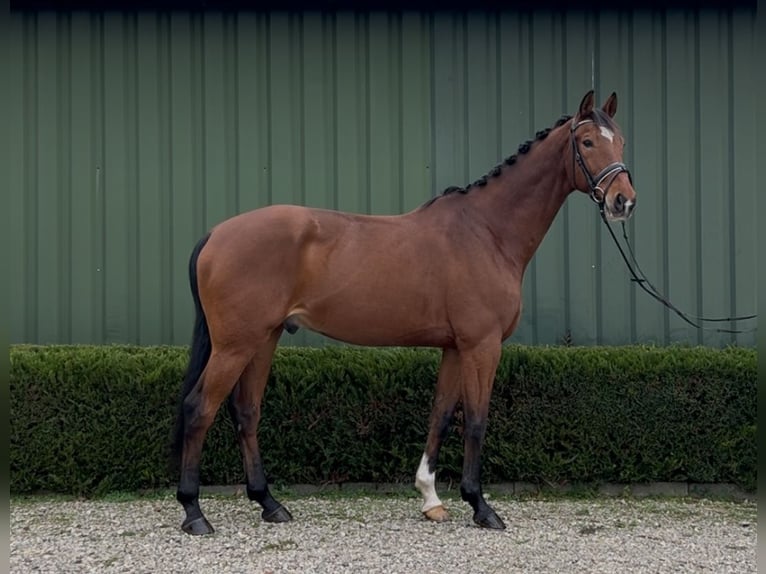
[172,90,636,534]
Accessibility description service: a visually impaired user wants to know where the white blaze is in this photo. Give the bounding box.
[600,126,615,142]
[414,453,443,513]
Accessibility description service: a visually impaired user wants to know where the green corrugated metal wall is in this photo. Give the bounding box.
[6,8,758,347]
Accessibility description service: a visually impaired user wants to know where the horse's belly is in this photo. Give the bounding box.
[286,300,454,348]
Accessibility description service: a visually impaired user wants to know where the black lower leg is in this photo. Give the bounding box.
[177,454,213,534]
[460,419,505,530]
[177,397,215,535]
[177,483,214,535]
[227,395,291,523]
[245,461,292,523]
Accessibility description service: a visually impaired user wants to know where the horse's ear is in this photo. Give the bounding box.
[578,90,595,119]
[602,92,618,118]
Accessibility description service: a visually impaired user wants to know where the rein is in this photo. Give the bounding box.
[570,117,756,335]
[598,213,756,334]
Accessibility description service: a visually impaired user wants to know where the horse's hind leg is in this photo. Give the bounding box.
[178,348,251,535]
[415,348,461,523]
[227,332,292,523]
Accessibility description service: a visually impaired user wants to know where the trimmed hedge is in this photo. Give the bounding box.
[10,345,756,495]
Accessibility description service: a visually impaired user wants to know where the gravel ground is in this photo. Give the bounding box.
[11,492,756,574]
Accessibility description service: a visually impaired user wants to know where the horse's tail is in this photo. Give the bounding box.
[171,231,213,468]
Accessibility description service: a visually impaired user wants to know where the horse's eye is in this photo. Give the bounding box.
[583,139,594,148]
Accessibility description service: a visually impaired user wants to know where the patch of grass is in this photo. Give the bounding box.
[11,489,177,505]
[100,491,163,503]
[10,493,79,504]
[261,539,298,552]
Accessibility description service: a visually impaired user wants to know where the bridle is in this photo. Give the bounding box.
[568,118,756,334]
[570,118,632,211]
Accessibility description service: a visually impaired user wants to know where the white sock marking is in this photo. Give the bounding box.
[414,453,443,513]
[600,126,615,142]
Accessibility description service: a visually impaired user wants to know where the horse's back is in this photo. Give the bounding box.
[210,203,427,258]
[214,204,339,239]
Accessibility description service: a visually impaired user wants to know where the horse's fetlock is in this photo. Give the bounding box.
[246,485,270,503]
[460,482,480,501]
[176,488,198,506]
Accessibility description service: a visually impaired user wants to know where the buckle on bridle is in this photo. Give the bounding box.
[589,187,605,205]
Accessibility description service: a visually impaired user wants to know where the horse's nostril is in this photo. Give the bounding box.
[615,193,625,210]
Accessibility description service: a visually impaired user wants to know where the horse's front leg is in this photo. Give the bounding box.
[415,348,461,522]
[458,337,505,530]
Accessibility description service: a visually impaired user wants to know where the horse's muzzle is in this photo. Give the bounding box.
[605,193,636,221]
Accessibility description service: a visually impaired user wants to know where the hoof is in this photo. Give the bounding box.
[423,505,449,523]
[474,509,506,530]
[262,505,293,523]
[182,516,215,535]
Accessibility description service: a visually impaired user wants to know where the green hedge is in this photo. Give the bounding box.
[10,345,756,495]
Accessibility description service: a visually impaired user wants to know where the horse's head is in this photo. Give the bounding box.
[570,90,636,221]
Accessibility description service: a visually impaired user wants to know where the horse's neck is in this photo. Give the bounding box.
[471,134,573,272]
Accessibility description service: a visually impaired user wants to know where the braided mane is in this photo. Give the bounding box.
[423,114,573,208]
